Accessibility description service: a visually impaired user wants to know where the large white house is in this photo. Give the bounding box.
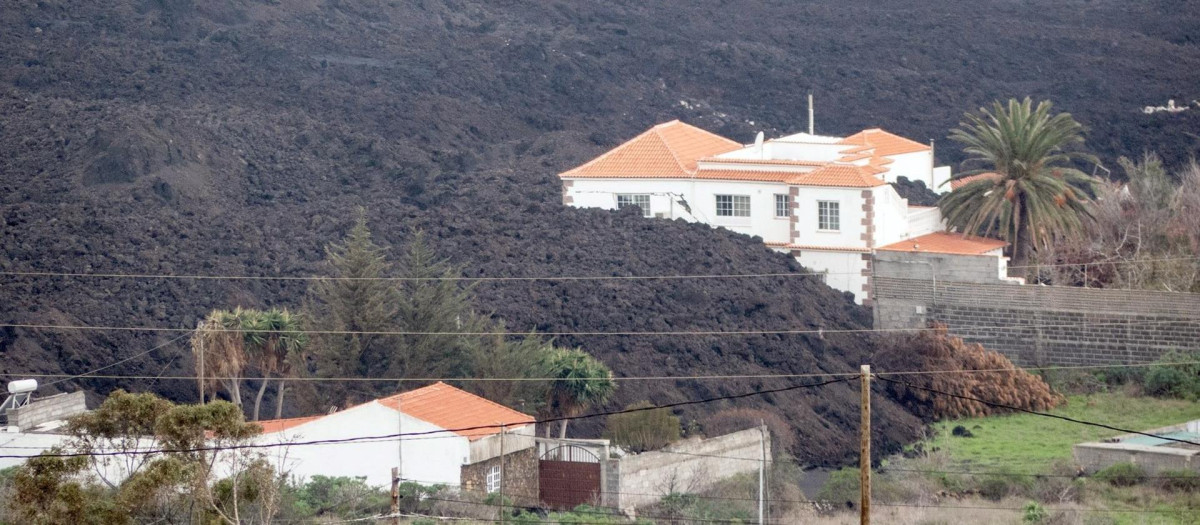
[559,120,954,302]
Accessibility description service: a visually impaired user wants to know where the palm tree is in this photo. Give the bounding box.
[539,348,616,438]
[941,98,1100,273]
[192,308,250,406]
[244,308,307,421]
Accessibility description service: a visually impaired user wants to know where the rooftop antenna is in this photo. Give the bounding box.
[808,93,815,135]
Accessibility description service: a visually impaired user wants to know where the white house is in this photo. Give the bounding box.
[256,381,536,488]
[559,120,953,302]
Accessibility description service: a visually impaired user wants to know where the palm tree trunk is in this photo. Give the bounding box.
[559,420,569,439]
[253,377,270,421]
[274,379,286,419]
[230,378,243,407]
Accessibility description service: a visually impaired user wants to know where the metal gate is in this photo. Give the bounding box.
[538,444,601,509]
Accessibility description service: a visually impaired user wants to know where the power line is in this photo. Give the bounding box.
[41,333,190,388]
[1,316,1193,337]
[875,377,1200,447]
[13,359,1200,384]
[0,376,852,459]
[0,268,841,282]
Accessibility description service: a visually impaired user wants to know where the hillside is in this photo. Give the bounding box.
[2,0,1198,464]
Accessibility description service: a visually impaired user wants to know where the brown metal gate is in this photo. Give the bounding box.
[538,445,601,509]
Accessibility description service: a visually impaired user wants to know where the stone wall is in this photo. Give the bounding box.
[611,427,769,510]
[459,447,539,506]
[6,391,87,430]
[873,251,1200,366]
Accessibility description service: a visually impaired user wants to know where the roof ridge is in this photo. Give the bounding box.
[653,124,693,176]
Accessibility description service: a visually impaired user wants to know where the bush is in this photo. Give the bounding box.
[1022,501,1048,523]
[1143,350,1200,400]
[1155,469,1200,492]
[976,468,1034,501]
[1094,463,1146,487]
[816,468,860,509]
[604,401,680,452]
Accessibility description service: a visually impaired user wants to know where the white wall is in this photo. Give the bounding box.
[565,178,793,244]
[793,249,868,303]
[906,207,945,238]
[872,186,910,247]
[791,186,866,249]
[881,151,934,186]
[260,402,471,488]
[932,166,953,193]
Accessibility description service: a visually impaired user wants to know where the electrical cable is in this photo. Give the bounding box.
[0,376,852,459]
[874,376,1200,447]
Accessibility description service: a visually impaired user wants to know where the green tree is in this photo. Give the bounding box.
[194,308,254,407]
[306,210,402,405]
[941,98,1099,272]
[539,348,616,438]
[243,308,307,421]
[393,230,491,380]
[9,391,277,525]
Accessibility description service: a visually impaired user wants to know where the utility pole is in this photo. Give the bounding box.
[758,421,766,525]
[196,321,205,404]
[499,423,506,523]
[860,365,871,525]
[390,466,400,525]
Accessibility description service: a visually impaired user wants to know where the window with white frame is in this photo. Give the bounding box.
[715,194,751,217]
[817,200,840,231]
[616,194,651,217]
[775,194,789,218]
[486,465,501,493]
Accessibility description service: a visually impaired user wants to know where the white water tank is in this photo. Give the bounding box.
[7,379,37,395]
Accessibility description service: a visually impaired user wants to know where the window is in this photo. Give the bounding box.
[715,195,751,217]
[486,465,501,493]
[775,194,790,218]
[616,194,651,217]
[817,201,840,231]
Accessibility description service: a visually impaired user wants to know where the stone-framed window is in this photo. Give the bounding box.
[818,200,840,231]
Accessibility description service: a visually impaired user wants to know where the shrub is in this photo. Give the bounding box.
[875,326,1063,419]
[816,468,860,510]
[976,468,1034,501]
[1094,463,1146,487]
[1143,350,1200,400]
[1155,469,1200,492]
[1022,501,1048,523]
[604,401,680,452]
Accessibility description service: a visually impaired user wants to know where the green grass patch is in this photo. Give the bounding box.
[928,393,1200,469]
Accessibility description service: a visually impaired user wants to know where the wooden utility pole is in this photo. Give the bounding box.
[860,365,871,525]
[390,466,400,525]
[196,321,205,404]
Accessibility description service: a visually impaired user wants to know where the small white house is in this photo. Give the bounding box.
[559,120,952,302]
[256,381,536,488]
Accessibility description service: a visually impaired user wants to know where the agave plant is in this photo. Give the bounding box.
[941,98,1100,273]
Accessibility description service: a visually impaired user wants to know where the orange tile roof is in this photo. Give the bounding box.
[559,120,742,179]
[378,382,535,441]
[696,157,827,167]
[841,128,930,156]
[787,164,887,188]
[257,415,323,434]
[693,169,796,182]
[949,172,1001,190]
[877,232,1008,255]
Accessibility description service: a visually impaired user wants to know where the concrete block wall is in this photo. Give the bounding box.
[1073,443,1199,475]
[7,391,87,430]
[613,427,769,510]
[873,252,1200,366]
